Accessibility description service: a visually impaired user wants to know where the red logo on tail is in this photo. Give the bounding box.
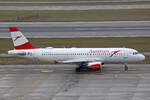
[14,35,22,41]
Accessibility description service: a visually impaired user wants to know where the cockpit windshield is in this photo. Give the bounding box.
[133,52,139,55]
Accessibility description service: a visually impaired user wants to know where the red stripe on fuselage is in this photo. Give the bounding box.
[14,42,36,50]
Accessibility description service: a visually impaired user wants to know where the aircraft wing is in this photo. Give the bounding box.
[61,58,103,64]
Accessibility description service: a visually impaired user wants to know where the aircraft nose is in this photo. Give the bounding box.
[139,54,145,61]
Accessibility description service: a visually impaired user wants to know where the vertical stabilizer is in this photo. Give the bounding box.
[9,27,36,49]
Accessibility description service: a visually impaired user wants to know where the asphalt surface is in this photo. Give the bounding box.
[0,64,150,100]
[0,21,150,38]
[0,5,150,10]
[0,0,149,3]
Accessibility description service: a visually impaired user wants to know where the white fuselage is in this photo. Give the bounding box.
[8,48,145,64]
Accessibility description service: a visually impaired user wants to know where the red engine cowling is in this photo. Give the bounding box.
[88,62,102,70]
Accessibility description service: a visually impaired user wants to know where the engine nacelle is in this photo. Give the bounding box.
[88,62,102,70]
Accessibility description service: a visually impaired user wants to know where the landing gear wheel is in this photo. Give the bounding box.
[75,66,89,72]
[76,67,81,72]
[76,63,87,72]
[124,64,128,71]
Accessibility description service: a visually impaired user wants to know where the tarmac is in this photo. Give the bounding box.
[0,21,150,38]
[0,64,150,100]
[0,5,150,10]
[0,0,149,3]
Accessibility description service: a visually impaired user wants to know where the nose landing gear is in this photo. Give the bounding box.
[124,64,128,71]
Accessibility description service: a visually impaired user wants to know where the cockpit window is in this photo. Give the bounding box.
[133,52,139,55]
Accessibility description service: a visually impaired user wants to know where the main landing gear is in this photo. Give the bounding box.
[76,63,88,72]
[124,64,128,71]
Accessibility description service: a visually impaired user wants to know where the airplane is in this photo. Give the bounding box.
[8,27,145,72]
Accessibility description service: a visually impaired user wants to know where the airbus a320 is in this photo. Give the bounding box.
[8,27,145,72]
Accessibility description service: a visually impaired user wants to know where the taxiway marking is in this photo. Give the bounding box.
[16,75,43,100]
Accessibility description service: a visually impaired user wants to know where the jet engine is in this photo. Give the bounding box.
[88,62,102,70]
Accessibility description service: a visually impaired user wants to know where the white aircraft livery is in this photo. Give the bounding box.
[8,27,145,72]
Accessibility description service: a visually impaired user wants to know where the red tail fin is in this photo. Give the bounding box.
[9,27,36,50]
